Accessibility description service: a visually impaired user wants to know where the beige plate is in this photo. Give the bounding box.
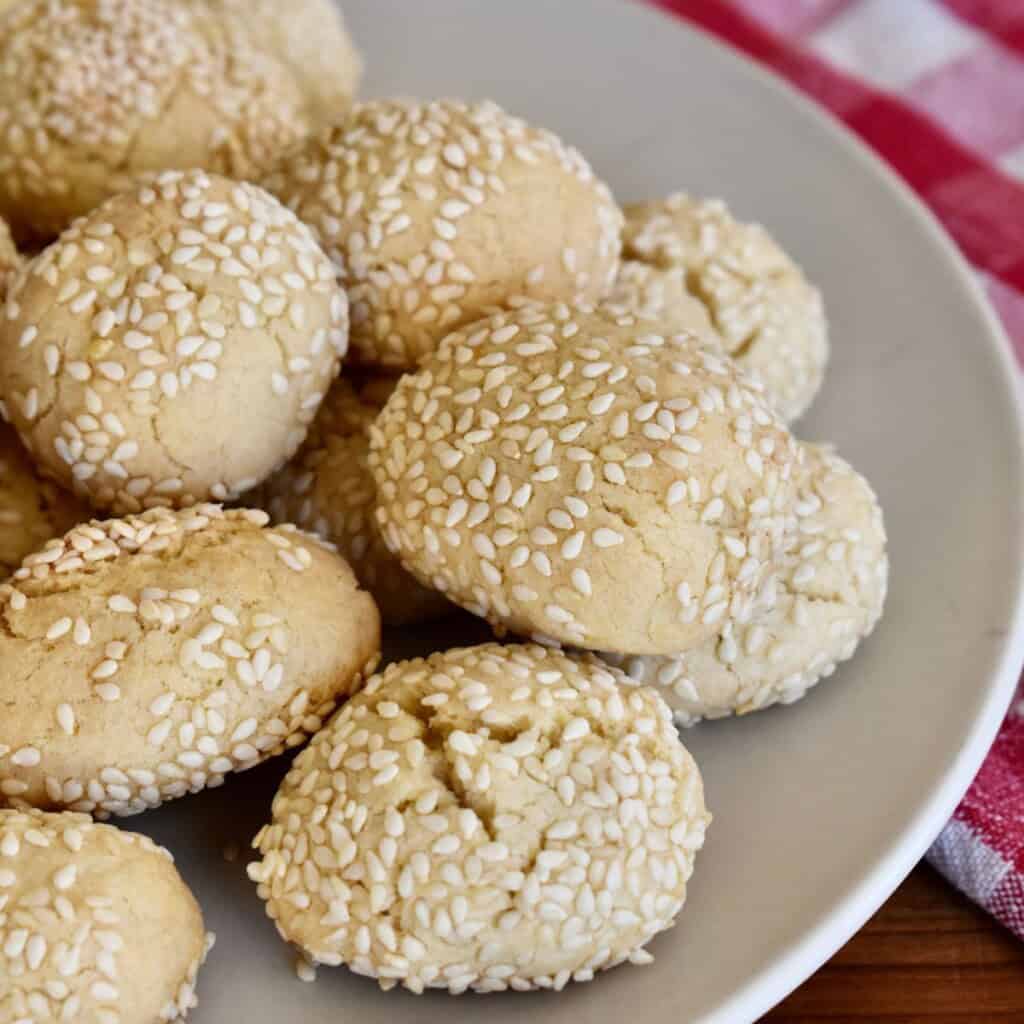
[135,2,1024,1021]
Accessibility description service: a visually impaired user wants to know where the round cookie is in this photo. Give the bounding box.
[250,643,710,993]
[192,0,362,124]
[0,0,310,242]
[0,214,20,299]
[0,505,381,817]
[606,444,888,724]
[0,422,88,577]
[0,169,348,515]
[261,375,453,626]
[369,300,800,655]
[0,807,212,1022]
[263,98,623,369]
[623,194,828,423]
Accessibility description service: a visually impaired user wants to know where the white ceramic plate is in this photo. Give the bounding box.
[136,2,1024,1021]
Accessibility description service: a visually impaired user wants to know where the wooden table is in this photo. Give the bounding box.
[764,862,1024,1021]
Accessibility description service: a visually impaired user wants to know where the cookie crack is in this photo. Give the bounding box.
[421,715,498,843]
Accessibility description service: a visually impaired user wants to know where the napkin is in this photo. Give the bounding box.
[653,0,1024,940]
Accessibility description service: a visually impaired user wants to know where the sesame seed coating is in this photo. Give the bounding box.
[0,504,381,817]
[0,0,312,241]
[369,300,800,655]
[623,194,829,423]
[189,0,362,125]
[605,444,888,723]
[0,807,212,1023]
[260,374,454,626]
[0,421,89,577]
[0,169,348,514]
[0,215,20,300]
[250,643,709,994]
[263,98,624,369]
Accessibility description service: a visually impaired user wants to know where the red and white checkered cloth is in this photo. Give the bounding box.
[650,0,1024,939]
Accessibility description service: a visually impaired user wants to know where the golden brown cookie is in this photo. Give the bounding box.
[370,300,799,655]
[0,422,88,577]
[0,807,212,1021]
[0,170,347,514]
[191,0,362,125]
[261,375,452,626]
[0,0,311,241]
[0,505,381,817]
[606,444,888,723]
[250,643,709,993]
[263,98,623,369]
[0,808,212,1022]
[623,194,828,422]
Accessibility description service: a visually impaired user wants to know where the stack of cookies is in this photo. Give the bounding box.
[0,1,888,1018]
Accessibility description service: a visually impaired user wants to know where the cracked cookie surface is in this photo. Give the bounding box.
[623,194,828,423]
[250,642,709,993]
[0,807,212,1023]
[188,0,362,126]
[263,97,623,370]
[260,374,452,626]
[0,0,311,242]
[605,444,888,723]
[369,300,800,655]
[0,504,380,817]
[0,170,348,514]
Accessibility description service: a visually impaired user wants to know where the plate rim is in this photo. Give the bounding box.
[644,9,1024,1022]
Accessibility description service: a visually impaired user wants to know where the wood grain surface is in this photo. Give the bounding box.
[764,862,1024,1022]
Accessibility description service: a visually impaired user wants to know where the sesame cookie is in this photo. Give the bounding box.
[0,170,348,515]
[0,505,381,817]
[263,98,623,369]
[0,422,88,577]
[261,375,453,626]
[606,444,888,724]
[369,301,800,655]
[0,807,212,1022]
[250,643,709,994]
[0,0,311,242]
[0,214,19,299]
[193,0,362,125]
[623,194,828,423]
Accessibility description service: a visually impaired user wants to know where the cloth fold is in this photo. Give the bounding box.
[652,0,1024,939]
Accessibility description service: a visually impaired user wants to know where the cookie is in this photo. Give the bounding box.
[0,169,348,515]
[0,0,310,241]
[623,194,828,422]
[0,505,381,817]
[261,375,453,626]
[0,807,212,1022]
[0,422,88,577]
[250,643,709,993]
[263,98,623,369]
[605,444,888,724]
[370,300,799,655]
[192,0,362,125]
[0,213,19,299]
